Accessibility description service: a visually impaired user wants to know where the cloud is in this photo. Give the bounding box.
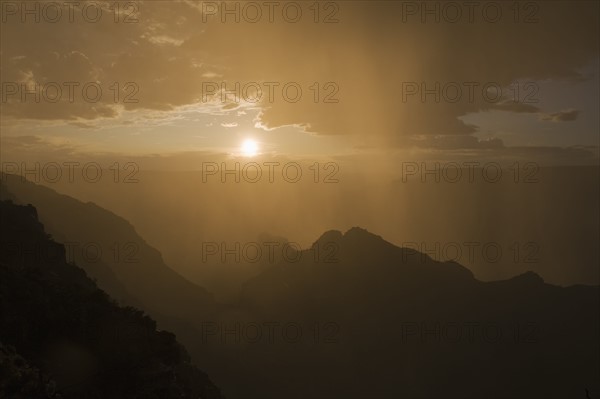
[540,109,580,122]
[2,134,596,169]
[69,121,96,129]
[490,102,541,114]
[0,135,80,162]
[0,0,597,152]
[398,135,505,150]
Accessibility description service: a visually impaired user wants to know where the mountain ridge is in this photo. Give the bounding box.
[0,199,223,399]
[1,173,218,326]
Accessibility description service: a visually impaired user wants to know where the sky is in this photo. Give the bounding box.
[1,0,599,167]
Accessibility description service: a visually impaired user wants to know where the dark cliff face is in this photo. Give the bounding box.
[0,200,223,399]
[1,173,217,325]
[223,227,599,399]
[2,175,599,399]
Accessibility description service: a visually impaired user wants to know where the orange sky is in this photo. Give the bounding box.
[1,1,598,167]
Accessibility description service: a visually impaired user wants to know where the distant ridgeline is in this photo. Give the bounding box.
[1,174,599,399]
[0,200,222,399]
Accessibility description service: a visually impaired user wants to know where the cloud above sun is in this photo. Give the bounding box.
[540,109,580,122]
[0,1,598,157]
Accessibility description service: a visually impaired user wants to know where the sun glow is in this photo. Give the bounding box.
[241,139,259,157]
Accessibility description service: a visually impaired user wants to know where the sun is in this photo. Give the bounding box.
[241,139,259,157]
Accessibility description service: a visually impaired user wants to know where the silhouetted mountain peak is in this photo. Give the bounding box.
[344,226,372,237]
[340,226,399,256]
[343,226,388,243]
[509,271,545,284]
[1,174,216,322]
[312,227,386,248]
[311,229,343,248]
[0,200,223,398]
